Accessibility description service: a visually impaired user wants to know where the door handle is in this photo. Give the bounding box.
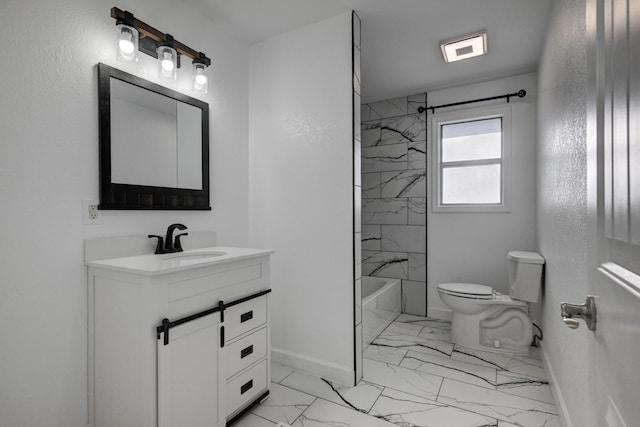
[561,295,597,331]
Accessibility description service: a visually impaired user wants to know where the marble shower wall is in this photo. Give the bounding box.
[361,95,427,315]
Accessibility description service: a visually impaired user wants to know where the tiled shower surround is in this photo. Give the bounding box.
[361,95,427,315]
[352,11,364,384]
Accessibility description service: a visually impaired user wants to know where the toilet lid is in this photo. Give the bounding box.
[438,283,494,299]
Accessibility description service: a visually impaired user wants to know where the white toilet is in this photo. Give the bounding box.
[437,251,545,355]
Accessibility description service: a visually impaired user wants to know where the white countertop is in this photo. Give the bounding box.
[86,246,274,276]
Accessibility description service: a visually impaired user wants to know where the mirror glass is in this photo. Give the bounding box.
[110,78,202,189]
[98,63,210,210]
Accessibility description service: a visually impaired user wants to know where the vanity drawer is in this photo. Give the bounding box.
[226,359,267,417]
[225,327,267,380]
[225,295,267,342]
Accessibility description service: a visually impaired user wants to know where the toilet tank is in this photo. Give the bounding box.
[508,251,545,302]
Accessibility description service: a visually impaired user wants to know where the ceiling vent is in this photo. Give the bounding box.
[441,32,487,63]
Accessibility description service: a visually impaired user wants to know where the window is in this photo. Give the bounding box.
[432,106,511,212]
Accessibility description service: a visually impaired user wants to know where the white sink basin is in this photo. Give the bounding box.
[161,251,226,260]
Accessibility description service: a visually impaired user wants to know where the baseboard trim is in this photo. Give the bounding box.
[427,306,452,321]
[271,347,354,386]
[540,342,573,427]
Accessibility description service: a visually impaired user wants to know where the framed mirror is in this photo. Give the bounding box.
[98,63,210,210]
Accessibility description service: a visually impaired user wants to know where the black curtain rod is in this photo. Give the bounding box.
[417,89,526,114]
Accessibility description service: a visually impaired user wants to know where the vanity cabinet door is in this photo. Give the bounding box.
[157,312,223,427]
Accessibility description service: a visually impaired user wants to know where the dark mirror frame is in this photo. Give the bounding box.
[97,63,211,210]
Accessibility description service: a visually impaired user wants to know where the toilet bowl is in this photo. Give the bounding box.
[437,251,544,355]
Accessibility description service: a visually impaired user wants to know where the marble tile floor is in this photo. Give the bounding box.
[237,314,558,427]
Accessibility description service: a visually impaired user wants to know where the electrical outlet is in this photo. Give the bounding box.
[88,203,99,220]
[82,199,102,225]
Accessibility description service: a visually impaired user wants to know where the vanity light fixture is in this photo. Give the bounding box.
[157,37,178,81]
[441,32,487,63]
[115,11,138,62]
[110,7,212,90]
[192,53,209,93]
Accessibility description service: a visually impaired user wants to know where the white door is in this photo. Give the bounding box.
[586,0,640,425]
[157,312,223,427]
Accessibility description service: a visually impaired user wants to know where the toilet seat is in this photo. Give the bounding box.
[437,283,494,300]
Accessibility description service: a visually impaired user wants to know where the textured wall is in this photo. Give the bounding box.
[0,1,250,425]
[536,0,589,425]
[248,13,355,383]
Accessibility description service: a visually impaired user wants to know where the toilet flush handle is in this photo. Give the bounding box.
[560,295,597,331]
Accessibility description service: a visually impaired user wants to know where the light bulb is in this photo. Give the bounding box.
[119,36,134,55]
[192,60,209,93]
[161,52,175,72]
[195,74,207,86]
[116,24,138,62]
[157,46,177,80]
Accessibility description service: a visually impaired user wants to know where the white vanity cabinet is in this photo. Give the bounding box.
[86,246,272,427]
[222,293,270,421]
[157,312,222,427]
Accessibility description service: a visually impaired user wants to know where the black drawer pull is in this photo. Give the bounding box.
[240,379,253,395]
[240,311,253,323]
[241,345,254,359]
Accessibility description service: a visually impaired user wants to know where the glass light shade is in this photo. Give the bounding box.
[192,62,208,93]
[116,24,139,62]
[157,46,177,80]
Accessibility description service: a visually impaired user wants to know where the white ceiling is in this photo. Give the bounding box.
[179,0,553,103]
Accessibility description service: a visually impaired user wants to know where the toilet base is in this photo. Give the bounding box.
[450,307,533,355]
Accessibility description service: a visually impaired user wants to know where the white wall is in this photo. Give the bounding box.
[427,73,538,319]
[537,0,589,425]
[0,1,250,425]
[248,13,355,383]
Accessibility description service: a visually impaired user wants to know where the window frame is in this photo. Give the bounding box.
[431,105,512,213]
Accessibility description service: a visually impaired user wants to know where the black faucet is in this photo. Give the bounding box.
[148,223,188,254]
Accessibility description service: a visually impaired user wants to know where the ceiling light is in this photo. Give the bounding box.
[441,33,487,63]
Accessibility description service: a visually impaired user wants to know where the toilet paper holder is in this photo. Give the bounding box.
[561,295,597,331]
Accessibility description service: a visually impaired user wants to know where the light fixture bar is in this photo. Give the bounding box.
[111,7,211,67]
